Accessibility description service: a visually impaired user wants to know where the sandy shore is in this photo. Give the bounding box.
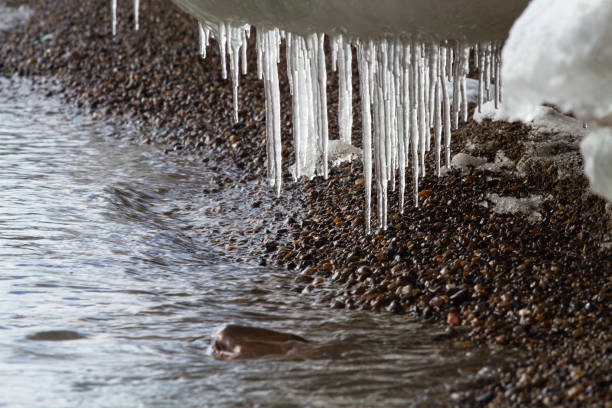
[1,0,610,406]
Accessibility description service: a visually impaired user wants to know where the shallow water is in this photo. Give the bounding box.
[0,77,508,407]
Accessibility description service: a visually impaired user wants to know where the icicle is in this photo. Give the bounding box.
[227,25,250,123]
[497,43,503,103]
[256,29,263,80]
[395,41,406,214]
[485,42,492,101]
[111,0,117,36]
[494,42,501,108]
[423,45,431,152]
[198,22,206,58]
[133,0,139,31]
[451,43,460,129]
[478,42,484,113]
[304,38,316,179]
[446,46,453,79]
[428,42,438,130]
[380,39,391,191]
[433,44,442,176]
[370,43,385,229]
[357,41,373,233]
[409,41,420,207]
[331,36,339,71]
[307,34,321,176]
[261,30,282,196]
[440,49,452,168]
[402,42,410,173]
[317,34,329,179]
[295,37,306,178]
[338,36,353,145]
[388,42,397,193]
[376,72,388,229]
[218,22,227,79]
[241,29,248,75]
[417,44,427,177]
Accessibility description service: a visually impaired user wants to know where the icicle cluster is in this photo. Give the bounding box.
[284,32,329,181]
[193,17,503,232]
[111,0,141,35]
[353,40,503,231]
[106,2,506,233]
[108,2,504,233]
[197,21,251,124]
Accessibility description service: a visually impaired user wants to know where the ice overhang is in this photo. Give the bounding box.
[170,0,530,42]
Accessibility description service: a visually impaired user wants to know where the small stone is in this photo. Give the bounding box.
[566,384,584,398]
[429,296,445,308]
[300,266,316,276]
[450,289,468,305]
[447,313,460,325]
[295,275,313,284]
[331,300,345,309]
[357,266,372,277]
[386,300,402,314]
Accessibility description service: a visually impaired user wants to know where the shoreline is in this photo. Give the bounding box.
[1,1,610,406]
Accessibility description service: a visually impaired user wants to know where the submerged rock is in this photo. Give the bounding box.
[26,330,87,341]
[210,324,320,360]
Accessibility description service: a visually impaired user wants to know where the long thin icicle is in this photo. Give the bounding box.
[261,29,282,196]
[336,35,354,145]
[357,41,373,233]
[111,0,117,36]
[133,0,139,31]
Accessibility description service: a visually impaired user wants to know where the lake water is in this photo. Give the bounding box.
[0,76,508,407]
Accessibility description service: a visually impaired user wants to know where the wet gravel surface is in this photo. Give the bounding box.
[1,0,610,406]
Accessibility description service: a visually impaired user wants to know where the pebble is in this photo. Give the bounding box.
[447,313,460,326]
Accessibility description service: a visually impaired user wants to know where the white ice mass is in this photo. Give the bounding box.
[502,0,612,202]
[0,5,33,31]
[108,0,612,230]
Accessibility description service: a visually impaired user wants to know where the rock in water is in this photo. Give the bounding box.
[210,324,319,360]
[26,330,87,341]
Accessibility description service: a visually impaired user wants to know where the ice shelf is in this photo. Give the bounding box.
[170,0,529,42]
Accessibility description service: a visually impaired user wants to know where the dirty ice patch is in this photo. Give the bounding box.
[451,151,514,174]
[483,193,551,223]
[0,5,33,31]
[475,103,589,138]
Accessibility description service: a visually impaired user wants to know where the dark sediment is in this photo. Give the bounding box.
[1,0,610,406]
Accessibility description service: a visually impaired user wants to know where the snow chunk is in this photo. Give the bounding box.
[487,193,550,223]
[581,127,612,202]
[451,153,486,169]
[474,102,590,139]
[0,5,33,31]
[478,151,514,173]
[473,100,511,123]
[502,0,612,126]
[328,139,361,167]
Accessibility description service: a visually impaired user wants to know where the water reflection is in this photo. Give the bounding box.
[0,77,509,407]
